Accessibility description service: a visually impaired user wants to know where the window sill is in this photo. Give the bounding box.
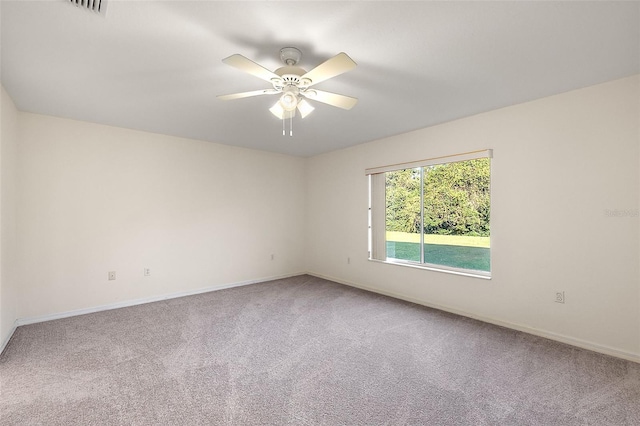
[368,258,491,280]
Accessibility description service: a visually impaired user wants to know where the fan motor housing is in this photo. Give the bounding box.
[272,66,309,90]
[274,66,306,78]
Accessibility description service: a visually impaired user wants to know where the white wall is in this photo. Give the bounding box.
[1,86,19,348]
[16,113,306,319]
[306,75,640,361]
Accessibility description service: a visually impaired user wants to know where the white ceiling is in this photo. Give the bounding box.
[1,1,639,157]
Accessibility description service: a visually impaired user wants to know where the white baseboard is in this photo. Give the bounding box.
[0,324,18,356]
[13,272,304,328]
[308,271,640,364]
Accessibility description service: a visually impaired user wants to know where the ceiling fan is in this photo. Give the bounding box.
[217,47,358,122]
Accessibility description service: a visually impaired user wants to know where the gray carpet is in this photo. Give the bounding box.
[1,275,639,425]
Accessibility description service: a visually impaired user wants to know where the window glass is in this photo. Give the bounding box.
[385,168,421,262]
[382,158,490,274]
[422,159,490,272]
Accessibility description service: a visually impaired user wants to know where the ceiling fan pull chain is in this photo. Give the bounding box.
[290,115,293,136]
[282,117,285,136]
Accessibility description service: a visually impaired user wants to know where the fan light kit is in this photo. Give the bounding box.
[218,47,358,136]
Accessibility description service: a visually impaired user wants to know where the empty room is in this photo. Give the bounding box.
[1,1,639,425]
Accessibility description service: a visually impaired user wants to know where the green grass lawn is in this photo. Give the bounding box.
[386,233,490,272]
[386,231,490,248]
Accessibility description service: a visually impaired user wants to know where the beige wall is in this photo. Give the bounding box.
[306,75,640,360]
[15,113,306,319]
[1,86,19,347]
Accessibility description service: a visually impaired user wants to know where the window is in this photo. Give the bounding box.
[368,150,491,277]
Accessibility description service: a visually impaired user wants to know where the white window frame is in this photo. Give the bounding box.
[367,149,492,279]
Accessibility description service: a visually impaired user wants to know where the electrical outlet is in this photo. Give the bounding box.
[108,271,116,281]
[555,291,565,304]
[144,268,150,276]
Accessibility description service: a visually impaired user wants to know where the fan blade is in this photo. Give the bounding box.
[217,89,279,101]
[222,54,280,83]
[302,89,358,110]
[300,52,356,87]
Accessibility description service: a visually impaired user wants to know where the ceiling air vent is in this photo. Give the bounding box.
[68,0,108,17]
